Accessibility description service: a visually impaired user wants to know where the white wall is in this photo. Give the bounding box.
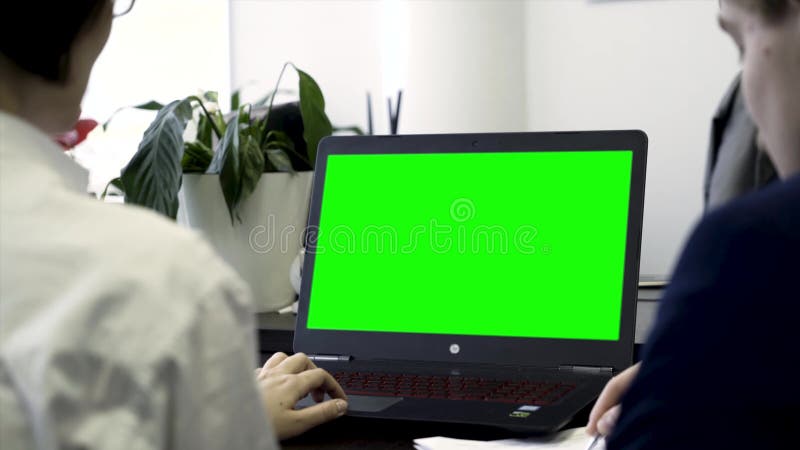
[229,0,527,134]
[79,0,230,193]
[230,0,384,131]
[229,0,741,276]
[84,0,230,120]
[524,0,739,275]
[401,1,527,133]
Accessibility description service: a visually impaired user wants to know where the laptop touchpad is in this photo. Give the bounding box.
[296,394,402,413]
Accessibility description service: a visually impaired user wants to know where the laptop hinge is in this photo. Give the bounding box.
[308,354,352,362]
[559,365,614,375]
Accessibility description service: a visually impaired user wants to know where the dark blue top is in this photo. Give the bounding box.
[608,174,800,450]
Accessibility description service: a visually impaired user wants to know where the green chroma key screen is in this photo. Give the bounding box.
[307,150,633,341]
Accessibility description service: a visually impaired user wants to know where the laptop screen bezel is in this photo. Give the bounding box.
[294,131,647,372]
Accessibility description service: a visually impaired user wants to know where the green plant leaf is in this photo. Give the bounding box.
[203,91,219,103]
[213,111,227,138]
[296,69,333,166]
[182,141,214,173]
[265,148,294,173]
[206,107,267,224]
[197,114,213,149]
[210,114,242,223]
[231,90,241,111]
[239,132,265,212]
[265,130,294,149]
[254,88,294,107]
[187,96,223,139]
[257,63,293,150]
[239,104,252,126]
[102,100,165,130]
[120,99,193,219]
[265,130,307,169]
[135,100,166,111]
[100,177,125,200]
[333,125,365,135]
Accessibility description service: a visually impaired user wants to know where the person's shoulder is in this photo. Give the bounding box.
[665,175,799,309]
[80,196,207,257]
[702,174,800,236]
[608,178,800,450]
[687,175,800,267]
[42,194,257,357]
[64,193,250,308]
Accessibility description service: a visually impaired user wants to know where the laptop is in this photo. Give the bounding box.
[294,131,648,433]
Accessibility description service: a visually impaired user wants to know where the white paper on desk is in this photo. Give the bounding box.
[414,427,605,450]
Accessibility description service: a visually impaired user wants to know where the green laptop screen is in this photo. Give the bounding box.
[307,150,633,341]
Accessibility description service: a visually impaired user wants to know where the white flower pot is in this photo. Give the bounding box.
[177,172,313,312]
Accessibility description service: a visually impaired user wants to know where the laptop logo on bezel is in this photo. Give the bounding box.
[449,344,460,354]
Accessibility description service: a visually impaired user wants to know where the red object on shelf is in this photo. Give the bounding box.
[55,119,99,150]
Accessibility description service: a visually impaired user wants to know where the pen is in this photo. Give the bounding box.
[386,90,403,135]
[586,433,604,450]
[366,92,373,135]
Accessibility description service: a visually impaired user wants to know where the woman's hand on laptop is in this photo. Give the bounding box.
[256,352,349,440]
[587,362,640,437]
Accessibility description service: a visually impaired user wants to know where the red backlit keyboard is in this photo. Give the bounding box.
[332,371,575,405]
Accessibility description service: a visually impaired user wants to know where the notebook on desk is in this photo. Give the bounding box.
[294,131,648,433]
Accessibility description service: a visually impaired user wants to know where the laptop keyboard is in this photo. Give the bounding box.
[332,371,575,405]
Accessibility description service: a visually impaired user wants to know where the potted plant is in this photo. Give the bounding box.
[111,63,343,312]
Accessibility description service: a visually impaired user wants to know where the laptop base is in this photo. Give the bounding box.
[303,359,610,434]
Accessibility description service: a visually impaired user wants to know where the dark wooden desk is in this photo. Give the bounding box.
[281,411,592,449]
[257,289,661,448]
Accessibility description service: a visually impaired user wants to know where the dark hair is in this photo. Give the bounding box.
[761,0,791,19]
[0,1,108,83]
[738,0,791,21]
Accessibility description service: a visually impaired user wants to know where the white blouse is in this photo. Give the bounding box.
[0,111,277,450]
